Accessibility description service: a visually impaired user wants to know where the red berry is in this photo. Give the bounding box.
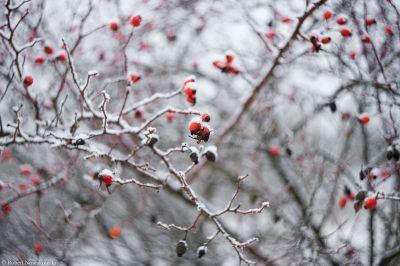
[339,196,347,208]
[20,166,32,176]
[109,226,121,239]
[323,10,333,20]
[362,35,371,44]
[30,176,40,186]
[135,110,144,120]
[189,121,202,134]
[265,31,276,40]
[365,19,376,26]
[110,22,119,31]
[130,73,141,83]
[321,36,331,44]
[349,51,357,60]
[166,112,175,122]
[166,30,177,41]
[101,175,113,186]
[130,15,142,27]
[18,183,27,192]
[359,115,370,125]
[340,28,352,37]
[184,88,195,97]
[225,54,234,64]
[269,145,281,157]
[2,203,11,215]
[385,25,393,36]
[23,75,34,87]
[2,149,11,161]
[336,17,347,25]
[364,197,377,209]
[34,243,43,254]
[35,56,45,64]
[201,113,210,122]
[186,95,196,104]
[44,45,54,55]
[348,192,355,201]
[281,16,291,23]
[56,52,66,61]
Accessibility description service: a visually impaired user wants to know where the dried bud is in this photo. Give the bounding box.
[344,185,351,197]
[285,147,292,157]
[393,147,400,161]
[329,101,337,113]
[176,240,188,257]
[73,138,85,146]
[197,245,207,258]
[387,146,394,160]
[203,146,218,162]
[190,149,199,164]
[355,190,368,202]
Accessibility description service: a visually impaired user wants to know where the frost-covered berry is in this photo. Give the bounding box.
[336,17,347,25]
[99,169,113,186]
[323,10,333,20]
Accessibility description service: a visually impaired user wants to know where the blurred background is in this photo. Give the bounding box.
[1,0,400,265]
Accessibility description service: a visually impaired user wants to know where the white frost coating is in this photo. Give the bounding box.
[88,70,99,76]
[99,169,113,177]
[184,75,196,83]
[204,145,217,156]
[225,50,235,56]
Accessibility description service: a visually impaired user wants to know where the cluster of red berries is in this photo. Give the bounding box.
[188,114,211,143]
[339,186,355,208]
[353,190,378,211]
[212,51,239,74]
[183,76,197,105]
[320,9,394,52]
[19,166,40,187]
[109,15,142,32]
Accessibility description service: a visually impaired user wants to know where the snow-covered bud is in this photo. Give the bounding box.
[176,240,188,257]
[189,147,200,164]
[197,245,207,258]
[203,146,218,162]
